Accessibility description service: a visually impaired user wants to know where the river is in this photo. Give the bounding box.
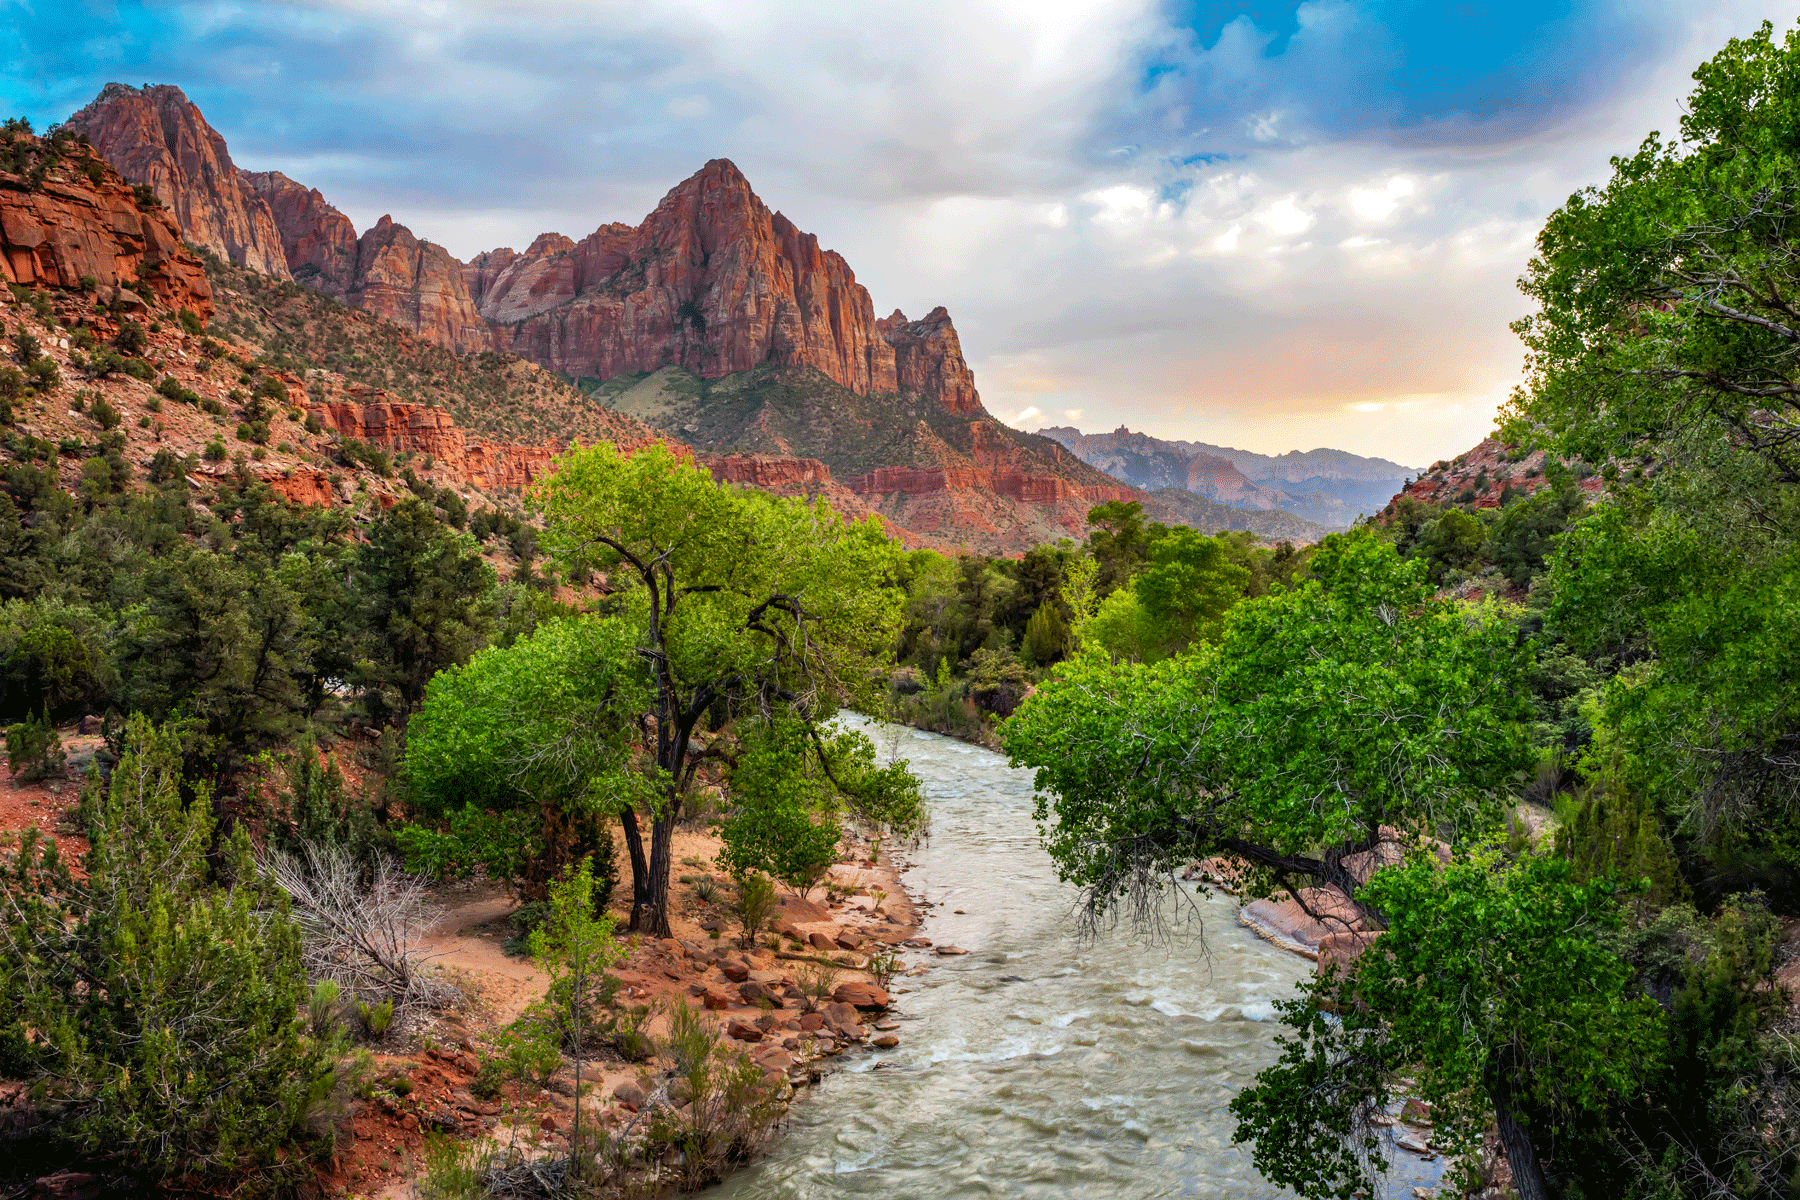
[706,719,1444,1199]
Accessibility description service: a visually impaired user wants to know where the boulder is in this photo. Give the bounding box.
[612,1080,646,1110]
[808,931,835,952]
[720,960,751,982]
[701,987,732,1011]
[773,891,833,924]
[934,945,969,956]
[798,1012,826,1032]
[738,980,780,1006]
[668,1079,694,1107]
[726,1018,764,1042]
[833,932,863,951]
[872,1033,899,1048]
[832,981,890,1010]
[821,1001,861,1026]
[753,1047,794,1073]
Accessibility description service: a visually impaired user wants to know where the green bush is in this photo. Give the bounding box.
[203,438,226,462]
[4,710,64,781]
[178,308,203,336]
[84,345,122,377]
[147,446,191,484]
[201,395,225,415]
[121,357,154,382]
[89,396,120,430]
[112,319,147,356]
[0,716,341,1184]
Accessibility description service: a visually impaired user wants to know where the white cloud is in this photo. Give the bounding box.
[186,0,1790,465]
[1348,175,1414,221]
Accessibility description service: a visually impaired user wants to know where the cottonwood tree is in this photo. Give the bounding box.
[1003,532,1534,933]
[1506,19,1800,870]
[1230,853,1666,1200]
[532,442,923,937]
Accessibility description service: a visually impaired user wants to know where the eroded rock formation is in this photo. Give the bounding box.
[0,140,212,319]
[239,169,358,296]
[344,216,492,355]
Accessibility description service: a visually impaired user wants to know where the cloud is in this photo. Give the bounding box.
[1,1,1790,464]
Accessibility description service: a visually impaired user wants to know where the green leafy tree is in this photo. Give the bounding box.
[1021,600,1070,666]
[1084,500,1152,596]
[0,716,339,1184]
[716,719,843,897]
[1230,853,1666,1200]
[401,615,632,900]
[534,441,922,937]
[1504,21,1800,877]
[1004,530,1534,932]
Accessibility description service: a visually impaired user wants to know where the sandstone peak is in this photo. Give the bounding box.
[67,82,291,279]
[472,158,983,413]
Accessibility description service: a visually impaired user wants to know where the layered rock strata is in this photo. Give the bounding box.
[0,140,212,319]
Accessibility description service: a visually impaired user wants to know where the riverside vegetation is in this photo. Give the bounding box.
[1,22,1799,1200]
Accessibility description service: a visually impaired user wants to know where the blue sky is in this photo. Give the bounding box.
[0,1,1785,462]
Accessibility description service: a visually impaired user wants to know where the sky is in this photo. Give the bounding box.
[1,1,1789,465]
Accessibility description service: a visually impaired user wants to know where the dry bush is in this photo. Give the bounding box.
[261,841,454,1020]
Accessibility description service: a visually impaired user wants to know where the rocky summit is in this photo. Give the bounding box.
[69,81,1179,551]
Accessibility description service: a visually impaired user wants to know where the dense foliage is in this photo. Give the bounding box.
[0,717,347,1186]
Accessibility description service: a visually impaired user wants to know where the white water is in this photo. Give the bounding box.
[704,719,1355,1199]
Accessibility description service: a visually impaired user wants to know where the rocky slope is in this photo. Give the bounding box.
[592,364,1135,553]
[66,83,291,279]
[0,131,212,320]
[1383,436,1602,514]
[1039,425,1417,525]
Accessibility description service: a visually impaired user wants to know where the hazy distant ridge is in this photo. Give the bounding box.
[1037,425,1418,527]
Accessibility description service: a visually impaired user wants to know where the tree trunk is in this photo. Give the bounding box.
[620,806,651,931]
[641,813,676,939]
[1487,1066,1558,1200]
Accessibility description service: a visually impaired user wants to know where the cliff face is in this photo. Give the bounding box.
[67,83,291,278]
[238,168,358,297]
[0,138,212,320]
[344,216,492,355]
[470,160,980,415]
[877,307,980,415]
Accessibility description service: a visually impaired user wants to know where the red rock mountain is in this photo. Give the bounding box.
[64,82,1188,551]
[67,83,290,279]
[466,159,980,415]
[0,132,212,320]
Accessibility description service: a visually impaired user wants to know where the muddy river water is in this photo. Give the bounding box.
[704,718,1449,1199]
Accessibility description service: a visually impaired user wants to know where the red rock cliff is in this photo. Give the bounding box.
[470,160,979,413]
[877,307,980,415]
[67,83,291,279]
[0,140,212,320]
[346,216,491,355]
[239,168,359,297]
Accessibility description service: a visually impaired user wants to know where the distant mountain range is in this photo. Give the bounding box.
[1036,426,1418,528]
